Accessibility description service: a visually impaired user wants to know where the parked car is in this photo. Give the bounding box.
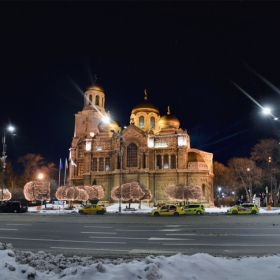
[78,204,106,214]
[227,203,259,215]
[0,201,28,213]
[151,204,184,216]
[184,204,205,215]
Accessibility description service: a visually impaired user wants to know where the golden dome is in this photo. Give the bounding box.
[87,84,104,92]
[158,106,180,129]
[87,75,104,92]
[98,120,120,133]
[131,103,159,115]
[131,89,160,115]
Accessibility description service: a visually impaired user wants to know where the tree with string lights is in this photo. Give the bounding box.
[0,188,12,201]
[111,181,152,208]
[23,181,51,201]
[164,183,202,203]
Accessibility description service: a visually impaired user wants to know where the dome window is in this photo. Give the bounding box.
[139,116,144,128]
[96,95,100,106]
[150,116,155,129]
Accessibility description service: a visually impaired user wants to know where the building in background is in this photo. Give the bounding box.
[69,81,214,206]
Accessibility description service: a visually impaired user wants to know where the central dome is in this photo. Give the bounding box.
[131,102,159,115]
[131,89,159,115]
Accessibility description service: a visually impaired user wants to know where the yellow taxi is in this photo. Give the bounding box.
[78,204,106,215]
[151,204,184,216]
[184,204,205,215]
[227,203,259,215]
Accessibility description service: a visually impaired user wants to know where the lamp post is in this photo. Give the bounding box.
[1,126,15,204]
[119,136,123,213]
[37,173,45,212]
[218,187,222,208]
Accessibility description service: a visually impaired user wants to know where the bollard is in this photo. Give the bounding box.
[267,205,271,211]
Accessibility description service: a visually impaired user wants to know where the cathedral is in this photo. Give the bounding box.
[69,81,214,206]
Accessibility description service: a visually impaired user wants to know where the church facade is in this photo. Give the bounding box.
[69,82,214,206]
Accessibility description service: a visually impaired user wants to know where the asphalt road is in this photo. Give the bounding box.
[0,212,280,258]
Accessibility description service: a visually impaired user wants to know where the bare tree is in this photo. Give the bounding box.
[228,157,262,202]
[17,154,57,187]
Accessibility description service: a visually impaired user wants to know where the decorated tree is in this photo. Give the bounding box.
[23,181,51,201]
[111,182,152,208]
[84,185,105,200]
[0,188,12,201]
[164,183,202,203]
[55,186,89,206]
[55,186,68,201]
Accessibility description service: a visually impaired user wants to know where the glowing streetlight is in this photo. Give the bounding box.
[263,107,271,115]
[1,125,16,204]
[38,173,44,180]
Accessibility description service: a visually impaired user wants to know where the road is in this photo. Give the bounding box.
[0,213,280,258]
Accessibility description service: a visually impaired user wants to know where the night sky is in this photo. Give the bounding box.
[1,1,280,168]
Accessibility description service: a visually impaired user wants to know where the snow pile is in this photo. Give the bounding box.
[1,242,280,280]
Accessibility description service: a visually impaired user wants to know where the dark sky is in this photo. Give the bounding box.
[1,1,280,168]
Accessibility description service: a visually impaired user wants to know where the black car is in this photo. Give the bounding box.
[0,201,28,213]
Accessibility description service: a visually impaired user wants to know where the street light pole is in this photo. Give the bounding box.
[119,137,123,213]
[1,126,15,204]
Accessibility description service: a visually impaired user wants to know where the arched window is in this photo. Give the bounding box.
[164,155,169,169]
[89,95,92,105]
[202,184,206,196]
[156,155,162,169]
[171,155,176,169]
[127,143,138,167]
[77,162,84,176]
[96,95,100,106]
[99,158,104,171]
[150,116,155,129]
[139,116,144,128]
[142,153,146,168]
[105,158,110,171]
[92,158,97,172]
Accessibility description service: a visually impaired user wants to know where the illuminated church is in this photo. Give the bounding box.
[69,81,214,206]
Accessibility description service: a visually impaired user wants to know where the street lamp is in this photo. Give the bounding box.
[118,136,123,213]
[1,126,16,204]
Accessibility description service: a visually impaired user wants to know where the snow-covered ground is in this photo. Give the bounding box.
[2,204,280,279]
[1,241,280,280]
[28,203,280,215]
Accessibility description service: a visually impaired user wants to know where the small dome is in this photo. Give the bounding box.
[98,120,120,133]
[87,75,104,92]
[87,84,104,92]
[188,152,205,162]
[158,106,180,129]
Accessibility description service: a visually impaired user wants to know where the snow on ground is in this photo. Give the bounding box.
[28,203,280,215]
[1,242,280,280]
[2,204,279,279]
